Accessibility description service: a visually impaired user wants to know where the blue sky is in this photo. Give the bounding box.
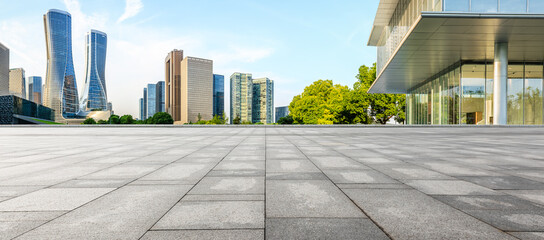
[0,0,379,118]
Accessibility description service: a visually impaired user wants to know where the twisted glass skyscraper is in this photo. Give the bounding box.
[43,9,79,120]
[80,30,107,112]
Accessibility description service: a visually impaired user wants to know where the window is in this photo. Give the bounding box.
[529,0,544,13]
[500,0,528,12]
[507,65,524,124]
[444,0,469,11]
[472,0,499,12]
[461,64,486,125]
[524,64,543,125]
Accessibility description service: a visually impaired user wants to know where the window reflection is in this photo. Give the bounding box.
[507,65,524,124]
[524,65,543,125]
[471,0,499,12]
[445,0,469,11]
[500,0,527,13]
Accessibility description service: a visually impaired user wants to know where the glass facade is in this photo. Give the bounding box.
[230,73,253,123]
[44,9,79,120]
[146,84,156,119]
[80,30,107,112]
[252,78,274,124]
[0,95,54,124]
[275,106,289,123]
[407,62,544,125]
[27,76,42,104]
[156,81,165,113]
[213,74,225,117]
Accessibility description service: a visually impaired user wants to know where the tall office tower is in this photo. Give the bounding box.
[139,98,144,120]
[107,102,112,111]
[0,43,8,96]
[28,76,43,104]
[275,106,289,123]
[9,68,25,99]
[179,57,213,123]
[230,73,253,123]
[165,50,183,121]
[146,83,157,119]
[252,78,274,124]
[44,9,79,120]
[80,30,108,112]
[156,81,165,112]
[142,88,147,120]
[213,74,224,117]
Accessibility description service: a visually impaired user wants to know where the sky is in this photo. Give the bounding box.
[0,0,379,118]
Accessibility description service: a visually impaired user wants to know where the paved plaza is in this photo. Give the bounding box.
[0,126,543,239]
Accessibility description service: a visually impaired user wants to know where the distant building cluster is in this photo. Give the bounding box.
[0,9,112,124]
[139,81,165,120]
[275,106,289,123]
[230,73,274,124]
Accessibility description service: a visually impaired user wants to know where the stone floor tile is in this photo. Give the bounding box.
[266,218,389,240]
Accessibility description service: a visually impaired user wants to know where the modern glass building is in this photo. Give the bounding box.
[0,43,8,97]
[230,73,253,123]
[80,30,107,112]
[28,76,42,104]
[146,83,157,119]
[139,98,144,120]
[180,57,213,124]
[9,68,25,99]
[43,9,79,121]
[275,106,289,123]
[0,95,55,124]
[156,81,165,113]
[369,0,544,125]
[252,78,274,124]
[142,88,147,120]
[213,74,224,117]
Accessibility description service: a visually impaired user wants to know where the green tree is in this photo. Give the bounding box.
[97,120,108,124]
[207,114,227,125]
[119,115,134,124]
[151,112,174,124]
[109,115,120,124]
[289,79,369,124]
[232,116,241,125]
[277,115,294,125]
[356,63,405,124]
[82,118,96,125]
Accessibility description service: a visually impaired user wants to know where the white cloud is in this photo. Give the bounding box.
[117,0,143,23]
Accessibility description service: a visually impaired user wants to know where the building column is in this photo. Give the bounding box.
[493,42,508,125]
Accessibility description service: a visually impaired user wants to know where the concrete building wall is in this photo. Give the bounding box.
[0,43,8,97]
[9,68,25,99]
[180,57,213,124]
[165,50,183,121]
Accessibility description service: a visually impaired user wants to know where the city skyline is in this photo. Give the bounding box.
[0,0,378,118]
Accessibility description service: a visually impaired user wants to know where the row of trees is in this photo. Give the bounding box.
[82,112,174,125]
[286,64,405,125]
[191,113,228,125]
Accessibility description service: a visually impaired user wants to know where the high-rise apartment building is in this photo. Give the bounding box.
[230,73,253,123]
[0,43,8,96]
[44,9,79,120]
[252,78,274,124]
[28,76,43,104]
[156,81,165,112]
[180,57,213,123]
[213,74,224,117]
[275,106,289,123]
[9,68,25,99]
[165,50,183,121]
[146,83,157,119]
[80,30,108,112]
[370,0,544,125]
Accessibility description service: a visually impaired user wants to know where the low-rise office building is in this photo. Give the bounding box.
[0,95,55,124]
[369,0,544,125]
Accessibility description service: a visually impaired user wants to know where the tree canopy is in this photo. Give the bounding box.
[288,63,405,125]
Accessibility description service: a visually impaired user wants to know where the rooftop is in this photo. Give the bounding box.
[0,126,543,239]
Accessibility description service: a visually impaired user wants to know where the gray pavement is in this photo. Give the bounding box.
[0,126,543,239]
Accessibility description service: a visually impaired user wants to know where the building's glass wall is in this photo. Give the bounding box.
[444,0,544,13]
[406,62,544,125]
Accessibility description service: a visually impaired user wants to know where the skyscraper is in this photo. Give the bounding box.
[142,88,147,120]
[230,73,253,123]
[28,76,43,104]
[80,30,107,112]
[0,43,8,96]
[9,68,25,99]
[180,57,213,124]
[139,98,144,120]
[252,78,274,124]
[165,50,183,121]
[146,83,157,119]
[44,9,79,120]
[156,81,165,113]
[213,74,224,117]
